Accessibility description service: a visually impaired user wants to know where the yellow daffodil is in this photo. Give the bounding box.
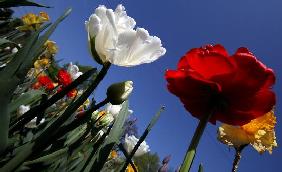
[126,163,138,172]
[92,111,114,128]
[109,150,118,159]
[44,40,58,55]
[18,12,50,31]
[33,58,50,75]
[77,99,90,112]
[218,110,277,154]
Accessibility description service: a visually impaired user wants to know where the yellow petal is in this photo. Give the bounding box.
[39,12,50,22]
[218,124,251,147]
[251,129,277,154]
[242,110,276,135]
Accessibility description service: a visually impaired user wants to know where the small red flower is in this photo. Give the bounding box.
[67,89,77,98]
[33,75,54,91]
[57,69,72,86]
[165,44,275,125]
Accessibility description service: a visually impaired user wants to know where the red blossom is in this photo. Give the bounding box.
[57,69,72,86]
[165,44,275,125]
[33,75,54,91]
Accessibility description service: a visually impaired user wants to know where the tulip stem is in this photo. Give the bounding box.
[232,145,246,172]
[179,112,213,172]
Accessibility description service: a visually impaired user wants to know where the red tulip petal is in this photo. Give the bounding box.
[177,45,235,79]
[229,48,275,96]
[219,89,275,125]
[166,69,221,120]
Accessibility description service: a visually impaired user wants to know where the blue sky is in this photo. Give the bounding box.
[15,0,282,171]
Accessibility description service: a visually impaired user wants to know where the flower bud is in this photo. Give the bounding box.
[92,111,114,128]
[106,81,133,105]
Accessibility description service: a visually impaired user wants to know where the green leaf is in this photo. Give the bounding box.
[119,106,165,171]
[8,89,46,113]
[0,0,50,8]
[83,101,130,172]
[0,38,13,45]
[198,163,204,172]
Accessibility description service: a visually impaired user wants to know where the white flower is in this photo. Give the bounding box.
[85,4,166,67]
[67,62,83,80]
[25,117,45,128]
[18,105,45,128]
[105,103,133,118]
[18,105,30,115]
[12,47,18,54]
[124,134,150,156]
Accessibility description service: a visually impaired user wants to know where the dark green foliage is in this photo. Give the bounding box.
[134,152,160,172]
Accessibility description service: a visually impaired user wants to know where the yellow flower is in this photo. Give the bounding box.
[44,40,58,55]
[126,163,138,172]
[33,58,50,75]
[109,150,118,159]
[18,12,50,31]
[77,99,90,112]
[218,110,277,154]
[92,111,114,128]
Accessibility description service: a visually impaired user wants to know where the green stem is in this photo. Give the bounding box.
[179,112,213,172]
[0,98,9,155]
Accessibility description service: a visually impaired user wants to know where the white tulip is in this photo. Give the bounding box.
[105,103,133,118]
[25,117,45,129]
[124,134,150,157]
[86,4,166,66]
[18,105,45,128]
[18,105,30,115]
[67,62,83,80]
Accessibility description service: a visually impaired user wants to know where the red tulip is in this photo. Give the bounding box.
[165,44,275,125]
[57,69,72,86]
[33,75,55,91]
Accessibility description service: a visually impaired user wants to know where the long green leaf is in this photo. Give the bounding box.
[83,101,130,172]
[119,106,165,171]
[0,0,50,8]
[198,163,204,172]
[8,90,45,113]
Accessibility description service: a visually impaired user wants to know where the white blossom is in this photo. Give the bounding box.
[18,105,45,128]
[18,105,30,115]
[67,62,83,80]
[86,4,166,66]
[124,134,150,156]
[105,103,133,118]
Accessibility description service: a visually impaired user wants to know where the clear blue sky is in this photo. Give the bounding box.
[15,0,282,171]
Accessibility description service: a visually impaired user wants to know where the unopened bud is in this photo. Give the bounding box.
[106,81,133,105]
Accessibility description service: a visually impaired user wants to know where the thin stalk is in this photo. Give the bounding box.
[179,112,213,172]
[120,106,165,172]
[232,145,246,172]
[118,144,138,172]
